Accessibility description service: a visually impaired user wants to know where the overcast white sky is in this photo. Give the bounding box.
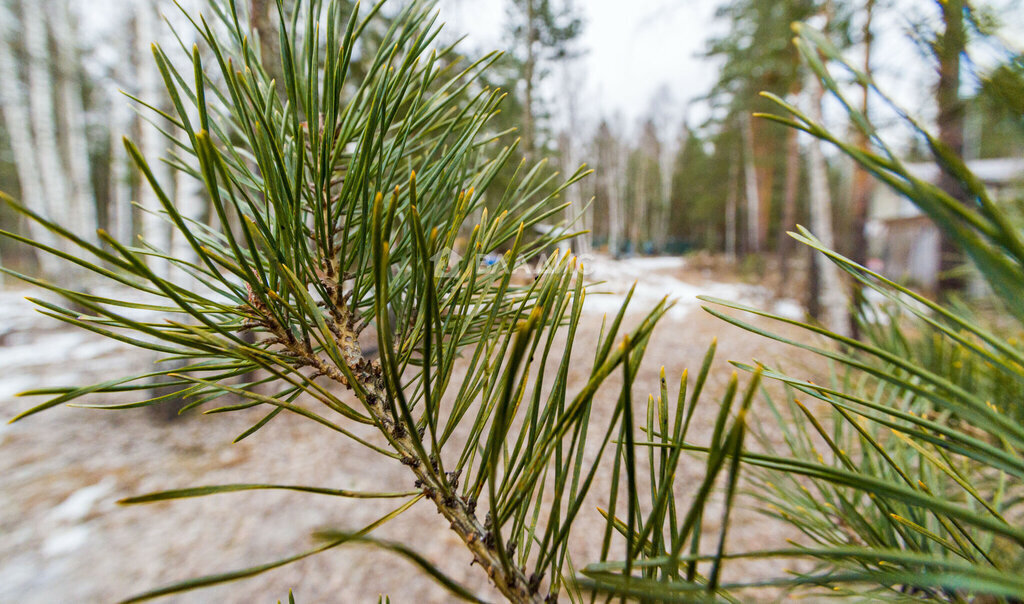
[78,0,1024,143]
[438,0,722,129]
[436,0,1024,141]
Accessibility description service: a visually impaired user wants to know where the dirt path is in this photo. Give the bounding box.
[0,257,824,603]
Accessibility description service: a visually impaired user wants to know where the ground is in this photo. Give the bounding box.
[0,255,827,603]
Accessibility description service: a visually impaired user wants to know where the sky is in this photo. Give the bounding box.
[77,0,725,138]
[76,0,1024,145]
[437,0,723,131]
[435,0,1024,143]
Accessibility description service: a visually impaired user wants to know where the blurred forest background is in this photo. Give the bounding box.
[1,0,1022,318]
[2,2,1024,601]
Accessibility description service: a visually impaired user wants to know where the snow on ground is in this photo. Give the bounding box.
[0,331,125,371]
[0,255,805,395]
[581,254,792,321]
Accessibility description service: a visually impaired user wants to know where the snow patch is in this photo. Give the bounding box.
[581,255,766,320]
[0,375,37,402]
[48,479,115,524]
[0,331,122,371]
[612,256,687,272]
[771,299,805,321]
[43,526,91,557]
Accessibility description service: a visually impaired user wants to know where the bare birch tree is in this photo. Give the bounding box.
[104,7,138,246]
[0,1,62,276]
[108,90,136,243]
[741,112,761,253]
[725,158,739,262]
[595,119,624,257]
[135,0,173,277]
[806,73,847,335]
[24,0,67,229]
[51,0,98,246]
[558,57,590,254]
[172,128,204,284]
[646,87,676,253]
[635,119,663,252]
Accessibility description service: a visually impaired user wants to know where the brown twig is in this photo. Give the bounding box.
[251,280,545,603]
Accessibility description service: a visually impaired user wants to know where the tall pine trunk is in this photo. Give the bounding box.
[777,124,800,289]
[848,0,875,337]
[936,0,967,297]
[250,0,286,98]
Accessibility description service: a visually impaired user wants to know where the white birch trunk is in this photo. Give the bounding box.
[18,0,74,278]
[108,98,135,244]
[657,144,673,253]
[559,58,590,256]
[741,112,761,253]
[24,0,66,224]
[725,160,739,262]
[172,129,204,285]
[632,157,647,252]
[135,0,172,277]
[580,191,593,256]
[607,165,622,258]
[0,5,62,278]
[108,13,137,246]
[601,133,623,258]
[559,130,591,255]
[51,0,98,245]
[807,76,848,336]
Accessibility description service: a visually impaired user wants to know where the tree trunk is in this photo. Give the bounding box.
[581,192,593,255]
[656,141,672,254]
[607,152,623,258]
[522,0,536,162]
[632,157,647,253]
[108,10,138,246]
[751,118,774,251]
[135,0,173,278]
[108,61,137,245]
[741,113,761,253]
[559,60,590,255]
[848,0,875,337]
[52,0,99,246]
[172,129,205,284]
[777,124,800,289]
[936,0,967,298]
[725,158,739,262]
[24,0,65,226]
[249,0,286,99]
[807,75,847,335]
[0,3,62,276]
